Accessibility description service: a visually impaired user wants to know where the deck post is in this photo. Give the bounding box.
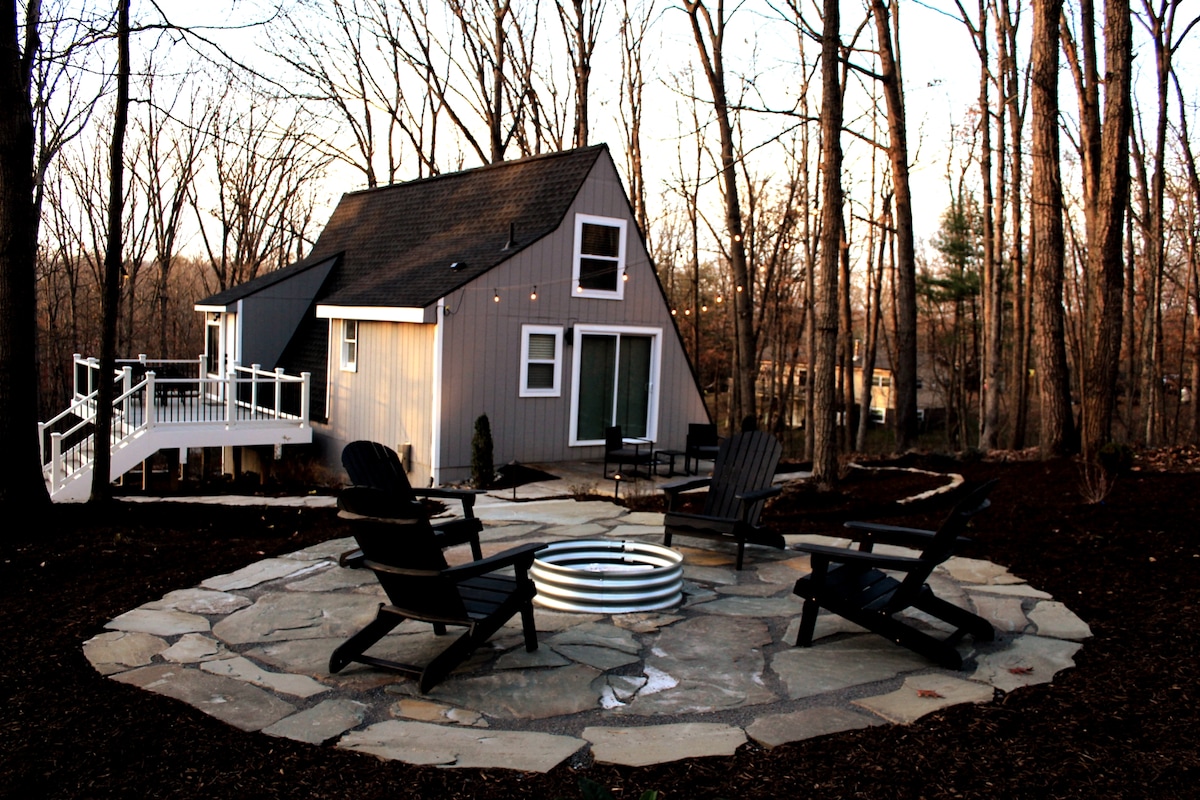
[145,371,156,430]
[251,364,261,415]
[226,369,236,429]
[274,368,284,417]
[50,432,63,494]
[301,373,311,427]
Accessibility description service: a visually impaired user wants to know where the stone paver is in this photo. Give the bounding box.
[111,664,296,731]
[853,674,995,724]
[583,722,746,767]
[746,706,882,748]
[1028,600,1094,640]
[90,475,1091,772]
[264,698,368,744]
[339,720,584,772]
[83,631,168,675]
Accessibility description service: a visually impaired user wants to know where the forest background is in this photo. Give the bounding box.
[2,0,1199,503]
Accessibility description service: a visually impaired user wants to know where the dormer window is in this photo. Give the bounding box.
[573,214,627,299]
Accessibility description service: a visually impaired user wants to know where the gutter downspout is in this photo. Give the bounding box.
[430,298,445,486]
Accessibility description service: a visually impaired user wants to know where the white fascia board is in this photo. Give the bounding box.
[194,304,229,313]
[316,304,432,323]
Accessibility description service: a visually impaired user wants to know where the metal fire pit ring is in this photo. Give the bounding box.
[531,539,684,614]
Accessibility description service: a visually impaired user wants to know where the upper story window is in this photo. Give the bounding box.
[520,325,563,397]
[340,319,358,372]
[573,214,627,299]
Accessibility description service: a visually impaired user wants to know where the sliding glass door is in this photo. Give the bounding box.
[571,326,660,444]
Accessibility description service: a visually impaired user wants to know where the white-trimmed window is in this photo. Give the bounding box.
[520,325,563,397]
[340,319,358,372]
[573,213,627,299]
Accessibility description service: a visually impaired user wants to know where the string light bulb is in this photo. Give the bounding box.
[530,286,538,301]
[736,285,744,293]
[493,290,500,303]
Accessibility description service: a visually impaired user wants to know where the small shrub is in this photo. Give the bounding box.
[471,414,494,490]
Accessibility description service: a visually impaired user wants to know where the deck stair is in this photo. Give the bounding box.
[41,355,312,502]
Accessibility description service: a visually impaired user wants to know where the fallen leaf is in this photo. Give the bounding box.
[1009,666,1034,675]
[916,689,944,698]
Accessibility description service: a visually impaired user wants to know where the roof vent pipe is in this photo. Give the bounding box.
[503,222,516,250]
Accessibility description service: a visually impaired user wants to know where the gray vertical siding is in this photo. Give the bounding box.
[435,150,708,482]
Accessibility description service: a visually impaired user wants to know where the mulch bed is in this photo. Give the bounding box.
[2,451,1198,798]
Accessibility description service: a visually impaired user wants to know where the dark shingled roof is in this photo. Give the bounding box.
[307,144,606,309]
[197,256,340,308]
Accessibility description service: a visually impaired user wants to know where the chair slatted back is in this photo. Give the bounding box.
[604,427,624,453]
[350,510,469,621]
[686,423,719,450]
[342,440,414,497]
[704,431,782,524]
[889,479,999,609]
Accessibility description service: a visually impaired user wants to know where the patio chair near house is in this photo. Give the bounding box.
[790,479,999,669]
[662,430,785,570]
[684,423,720,475]
[339,441,483,567]
[330,489,544,692]
[604,426,654,479]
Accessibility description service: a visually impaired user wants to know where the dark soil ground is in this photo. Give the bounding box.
[3,450,1198,799]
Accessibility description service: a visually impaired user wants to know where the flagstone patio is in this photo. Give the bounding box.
[85,490,1091,774]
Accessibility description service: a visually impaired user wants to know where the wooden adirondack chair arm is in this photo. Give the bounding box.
[412,487,485,516]
[441,542,546,581]
[735,484,782,504]
[661,476,712,496]
[795,542,926,571]
[842,521,971,551]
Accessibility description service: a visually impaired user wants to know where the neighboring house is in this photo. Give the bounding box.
[757,347,940,428]
[196,144,709,486]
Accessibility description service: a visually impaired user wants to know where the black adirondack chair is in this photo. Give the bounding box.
[683,423,720,475]
[791,479,999,669]
[330,492,544,693]
[662,430,785,570]
[339,441,483,566]
[603,426,654,479]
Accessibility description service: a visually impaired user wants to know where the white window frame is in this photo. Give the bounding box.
[520,324,563,397]
[568,323,662,446]
[572,213,627,300]
[340,319,358,372]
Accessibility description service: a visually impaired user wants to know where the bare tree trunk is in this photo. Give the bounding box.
[812,0,843,488]
[0,0,51,508]
[685,0,757,425]
[857,193,891,452]
[1030,0,1075,457]
[618,0,654,234]
[1070,0,1131,460]
[91,0,131,503]
[556,0,602,149]
[997,0,1030,449]
[869,0,918,452]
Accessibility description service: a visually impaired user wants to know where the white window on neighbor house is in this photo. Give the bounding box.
[340,319,358,372]
[520,325,563,397]
[872,374,892,388]
[572,213,627,299]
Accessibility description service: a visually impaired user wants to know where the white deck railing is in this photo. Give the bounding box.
[40,355,311,498]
